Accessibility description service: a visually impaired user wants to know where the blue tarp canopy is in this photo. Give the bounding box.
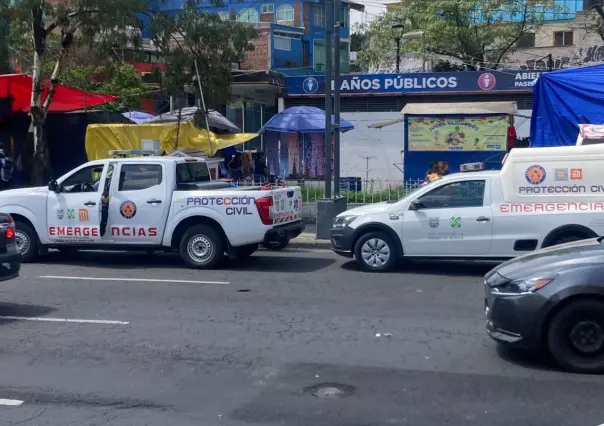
[260,106,354,133]
[531,64,604,147]
[122,111,154,123]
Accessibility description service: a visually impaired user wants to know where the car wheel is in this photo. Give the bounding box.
[354,231,396,273]
[235,243,259,259]
[547,299,604,374]
[14,221,38,263]
[179,225,224,269]
[262,238,289,251]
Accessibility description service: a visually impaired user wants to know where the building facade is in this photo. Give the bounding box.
[145,0,362,75]
[506,0,604,70]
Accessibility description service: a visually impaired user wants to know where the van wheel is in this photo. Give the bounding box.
[179,225,224,269]
[354,231,396,273]
[14,221,38,263]
[547,299,604,374]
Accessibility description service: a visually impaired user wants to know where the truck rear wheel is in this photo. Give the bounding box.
[14,221,38,263]
[235,243,259,259]
[179,225,224,269]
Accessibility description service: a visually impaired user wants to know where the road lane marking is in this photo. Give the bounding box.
[0,316,129,325]
[0,399,23,406]
[40,276,230,285]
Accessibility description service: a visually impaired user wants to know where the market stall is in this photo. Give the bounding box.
[369,102,517,180]
[259,106,354,179]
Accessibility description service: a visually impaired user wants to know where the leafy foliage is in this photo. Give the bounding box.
[0,0,11,73]
[61,63,148,112]
[357,0,562,72]
[147,0,258,108]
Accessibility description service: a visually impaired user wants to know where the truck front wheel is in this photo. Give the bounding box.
[179,225,224,269]
[14,221,39,263]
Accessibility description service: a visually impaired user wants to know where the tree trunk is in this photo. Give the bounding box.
[29,47,46,186]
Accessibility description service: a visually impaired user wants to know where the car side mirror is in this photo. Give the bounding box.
[48,180,59,193]
[409,200,424,211]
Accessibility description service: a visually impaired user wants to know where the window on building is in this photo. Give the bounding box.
[261,4,274,14]
[313,39,326,71]
[339,5,349,28]
[276,5,294,24]
[217,11,229,20]
[274,35,292,50]
[237,8,259,23]
[554,31,574,47]
[313,4,325,27]
[516,33,535,48]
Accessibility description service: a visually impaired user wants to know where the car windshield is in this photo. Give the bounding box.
[396,178,441,202]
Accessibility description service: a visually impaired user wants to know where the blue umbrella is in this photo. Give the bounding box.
[122,111,155,124]
[260,106,354,134]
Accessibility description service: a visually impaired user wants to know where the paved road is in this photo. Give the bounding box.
[0,248,603,425]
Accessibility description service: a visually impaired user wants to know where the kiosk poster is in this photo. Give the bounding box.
[407,114,508,151]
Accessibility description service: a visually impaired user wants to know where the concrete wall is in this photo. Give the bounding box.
[340,112,405,182]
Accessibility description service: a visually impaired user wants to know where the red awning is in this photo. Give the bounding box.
[0,74,118,113]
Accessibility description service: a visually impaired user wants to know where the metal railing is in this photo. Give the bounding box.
[233,178,425,204]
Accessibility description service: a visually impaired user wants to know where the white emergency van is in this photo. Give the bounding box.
[576,124,604,146]
[0,157,304,269]
[330,144,604,272]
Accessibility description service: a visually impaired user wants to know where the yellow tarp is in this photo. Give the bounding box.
[85,123,258,160]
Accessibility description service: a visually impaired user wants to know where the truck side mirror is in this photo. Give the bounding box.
[48,180,59,193]
[409,200,424,211]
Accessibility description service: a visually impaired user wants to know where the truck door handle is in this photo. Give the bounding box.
[147,199,162,204]
[476,216,490,222]
[84,201,96,206]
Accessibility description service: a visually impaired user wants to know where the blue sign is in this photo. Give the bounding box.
[285,70,544,96]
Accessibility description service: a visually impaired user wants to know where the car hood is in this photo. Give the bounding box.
[492,238,604,280]
[0,186,48,198]
[340,202,391,216]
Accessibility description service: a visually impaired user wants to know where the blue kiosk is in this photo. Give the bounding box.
[371,102,517,181]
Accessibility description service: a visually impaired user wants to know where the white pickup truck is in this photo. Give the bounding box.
[331,144,604,272]
[0,157,304,268]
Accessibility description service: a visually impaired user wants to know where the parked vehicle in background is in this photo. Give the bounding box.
[331,144,604,272]
[485,238,604,374]
[0,157,304,269]
[0,214,21,281]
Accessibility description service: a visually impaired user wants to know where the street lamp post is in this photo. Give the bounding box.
[391,24,404,73]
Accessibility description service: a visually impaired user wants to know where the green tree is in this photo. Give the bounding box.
[358,0,561,72]
[0,0,12,73]
[61,63,149,112]
[576,1,604,43]
[7,0,147,184]
[147,0,257,111]
[146,0,257,150]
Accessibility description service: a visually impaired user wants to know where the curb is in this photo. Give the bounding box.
[288,238,331,249]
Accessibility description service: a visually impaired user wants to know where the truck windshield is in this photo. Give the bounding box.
[176,162,211,183]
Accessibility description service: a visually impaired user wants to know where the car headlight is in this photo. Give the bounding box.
[333,215,357,228]
[492,276,557,295]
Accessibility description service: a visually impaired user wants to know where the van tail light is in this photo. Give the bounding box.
[5,214,14,240]
[255,196,274,225]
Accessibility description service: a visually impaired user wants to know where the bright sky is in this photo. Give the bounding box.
[349,0,388,31]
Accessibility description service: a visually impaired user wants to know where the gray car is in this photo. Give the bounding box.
[484,237,604,374]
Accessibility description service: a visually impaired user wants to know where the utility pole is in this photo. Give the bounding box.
[324,0,333,200]
[395,37,401,73]
[333,0,341,197]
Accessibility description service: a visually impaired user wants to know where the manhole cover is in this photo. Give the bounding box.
[303,383,355,398]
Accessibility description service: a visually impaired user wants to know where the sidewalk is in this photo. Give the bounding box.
[289,223,331,249]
